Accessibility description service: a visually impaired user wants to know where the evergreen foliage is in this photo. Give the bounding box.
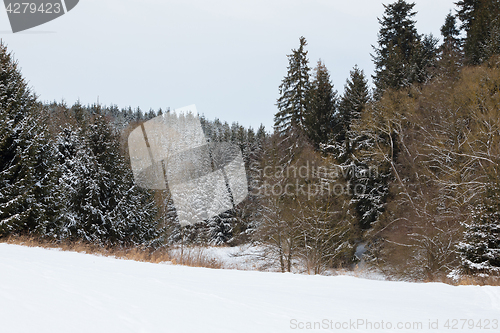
[3,0,500,281]
[55,114,160,246]
[438,13,463,79]
[336,65,370,156]
[457,0,500,65]
[305,60,337,148]
[0,42,60,237]
[275,36,311,136]
[441,12,461,47]
[372,0,437,98]
[457,183,500,277]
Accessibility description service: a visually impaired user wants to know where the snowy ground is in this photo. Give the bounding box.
[168,244,271,271]
[168,245,382,277]
[1,244,499,333]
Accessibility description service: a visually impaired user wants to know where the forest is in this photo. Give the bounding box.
[0,0,499,282]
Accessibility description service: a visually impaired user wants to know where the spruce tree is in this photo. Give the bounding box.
[457,0,500,65]
[56,114,159,246]
[87,114,159,246]
[55,126,90,239]
[0,42,60,237]
[29,119,64,238]
[337,66,370,155]
[438,13,463,78]
[275,36,311,136]
[161,190,181,245]
[413,34,439,83]
[305,60,337,148]
[207,210,236,245]
[107,162,160,247]
[55,125,103,242]
[457,183,500,277]
[372,0,436,97]
[237,124,267,242]
[256,124,266,143]
[441,12,461,47]
[336,66,387,231]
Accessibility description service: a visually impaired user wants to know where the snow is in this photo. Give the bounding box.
[0,243,499,333]
[168,244,269,271]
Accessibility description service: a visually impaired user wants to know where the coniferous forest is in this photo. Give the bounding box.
[1,0,500,282]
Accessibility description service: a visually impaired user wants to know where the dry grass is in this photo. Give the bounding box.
[335,265,500,286]
[416,272,500,286]
[2,236,499,284]
[169,247,224,269]
[0,235,224,269]
[395,274,500,286]
[451,276,500,286]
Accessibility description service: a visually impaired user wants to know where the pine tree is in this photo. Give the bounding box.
[336,66,370,158]
[160,190,181,245]
[441,12,461,47]
[55,125,103,242]
[372,0,435,97]
[275,37,312,167]
[305,60,337,148]
[412,33,438,83]
[55,126,92,239]
[438,12,463,78]
[207,209,235,245]
[343,79,394,232]
[350,165,390,231]
[275,36,311,136]
[107,163,160,247]
[331,66,388,232]
[221,121,231,142]
[457,0,500,65]
[234,124,267,243]
[56,114,159,246]
[0,42,60,237]
[29,118,64,238]
[256,124,266,143]
[87,114,159,246]
[456,183,500,277]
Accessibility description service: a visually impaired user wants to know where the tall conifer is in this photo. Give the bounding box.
[275,37,311,136]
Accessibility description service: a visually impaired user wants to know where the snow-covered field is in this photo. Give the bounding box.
[0,244,499,333]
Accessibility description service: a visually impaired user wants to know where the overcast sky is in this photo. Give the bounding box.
[0,0,456,130]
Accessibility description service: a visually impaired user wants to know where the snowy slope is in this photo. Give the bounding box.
[0,244,499,333]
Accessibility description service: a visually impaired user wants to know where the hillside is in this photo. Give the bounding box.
[0,244,498,333]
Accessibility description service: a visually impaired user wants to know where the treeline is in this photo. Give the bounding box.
[255,0,500,279]
[0,59,161,247]
[0,44,267,248]
[1,0,499,280]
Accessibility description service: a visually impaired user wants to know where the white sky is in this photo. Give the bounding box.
[0,0,456,130]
